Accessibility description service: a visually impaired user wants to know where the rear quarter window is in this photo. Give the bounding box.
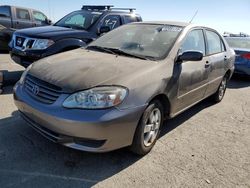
[123,15,139,24]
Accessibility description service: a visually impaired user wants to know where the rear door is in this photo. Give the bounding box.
[0,6,12,28]
[204,29,227,96]
[100,14,122,31]
[174,29,210,113]
[13,7,33,29]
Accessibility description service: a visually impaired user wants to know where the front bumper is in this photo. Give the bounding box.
[14,82,146,152]
[10,48,44,68]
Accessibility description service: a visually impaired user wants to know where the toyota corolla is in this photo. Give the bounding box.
[14,21,235,155]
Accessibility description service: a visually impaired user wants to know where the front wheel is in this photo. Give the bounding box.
[130,100,164,155]
[212,76,227,103]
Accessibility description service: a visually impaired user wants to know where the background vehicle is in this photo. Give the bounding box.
[14,21,235,155]
[0,5,51,29]
[0,24,14,51]
[0,5,51,51]
[9,5,142,67]
[225,36,250,76]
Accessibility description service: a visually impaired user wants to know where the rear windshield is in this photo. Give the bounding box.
[89,24,183,60]
[225,38,250,49]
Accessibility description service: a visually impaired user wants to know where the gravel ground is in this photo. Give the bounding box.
[0,53,250,188]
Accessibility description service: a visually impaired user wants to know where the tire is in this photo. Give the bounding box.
[212,76,227,103]
[130,100,164,155]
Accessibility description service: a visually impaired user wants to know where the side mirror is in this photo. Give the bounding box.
[98,26,110,35]
[45,18,52,25]
[178,51,203,62]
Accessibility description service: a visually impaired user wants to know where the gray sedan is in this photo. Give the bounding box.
[14,21,235,155]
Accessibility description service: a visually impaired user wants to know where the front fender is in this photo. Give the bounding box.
[43,38,87,57]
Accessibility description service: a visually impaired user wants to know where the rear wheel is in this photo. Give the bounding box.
[212,76,227,103]
[130,100,164,155]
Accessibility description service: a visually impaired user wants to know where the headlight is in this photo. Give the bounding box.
[19,64,32,84]
[32,39,54,50]
[63,86,128,109]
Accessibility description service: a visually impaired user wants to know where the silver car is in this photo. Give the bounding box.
[14,21,235,155]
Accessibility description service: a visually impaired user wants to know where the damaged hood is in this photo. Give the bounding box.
[29,48,160,93]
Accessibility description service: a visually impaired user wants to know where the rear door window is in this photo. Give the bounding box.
[181,29,206,55]
[16,8,30,20]
[205,30,224,55]
[0,6,10,17]
[101,15,121,30]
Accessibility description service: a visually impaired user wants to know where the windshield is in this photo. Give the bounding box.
[225,38,250,49]
[55,11,102,30]
[88,24,183,60]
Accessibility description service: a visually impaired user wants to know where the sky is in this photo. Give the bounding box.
[1,0,250,34]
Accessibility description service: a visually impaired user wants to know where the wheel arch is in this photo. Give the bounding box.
[148,94,171,120]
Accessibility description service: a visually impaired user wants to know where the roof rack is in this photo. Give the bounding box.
[82,5,114,11]
[111,8,136,13]
[81,5,136,13]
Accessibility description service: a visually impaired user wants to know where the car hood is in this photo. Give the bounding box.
[29,48,160,93]
[15,26,95,41]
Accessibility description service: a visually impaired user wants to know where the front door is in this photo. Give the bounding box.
[174,29,210,113]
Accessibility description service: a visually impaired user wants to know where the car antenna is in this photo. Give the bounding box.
[189,10,198,23]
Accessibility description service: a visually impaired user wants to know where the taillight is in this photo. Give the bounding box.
[241,53,250,60]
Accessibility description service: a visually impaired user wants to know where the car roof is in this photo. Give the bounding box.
[1,5,42,12]
[77,9,141,17]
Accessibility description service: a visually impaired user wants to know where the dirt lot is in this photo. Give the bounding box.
[0,53,250,188]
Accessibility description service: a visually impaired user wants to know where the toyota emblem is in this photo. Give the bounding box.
[32,85,40,95]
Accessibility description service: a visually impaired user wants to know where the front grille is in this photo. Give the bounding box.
[14,35,36,50]
[24,74,62,104]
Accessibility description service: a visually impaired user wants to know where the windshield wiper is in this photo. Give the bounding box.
[86,46,117,55]
[87,46,154,60]
[104,47,153,60]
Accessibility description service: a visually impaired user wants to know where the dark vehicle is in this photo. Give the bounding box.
[14,21,235,155]
[9,5,142,67]
[225,37,250,76]
[0,24,14,51]
[0,5,51,50]
[0,5,51,29]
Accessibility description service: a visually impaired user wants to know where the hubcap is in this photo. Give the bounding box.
[143,108,161,147]
[219,77,227,99]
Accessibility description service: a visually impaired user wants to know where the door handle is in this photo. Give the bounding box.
[224,56,228,61]
[205,61,211,68]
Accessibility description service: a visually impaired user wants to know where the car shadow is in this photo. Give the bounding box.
[0,98,216,187]
[0,50,9,54]
[1,85,13,95]
[227,75,250,89]
[0,70,23,89]
[0,111,141,187]
[160,99,214,137]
